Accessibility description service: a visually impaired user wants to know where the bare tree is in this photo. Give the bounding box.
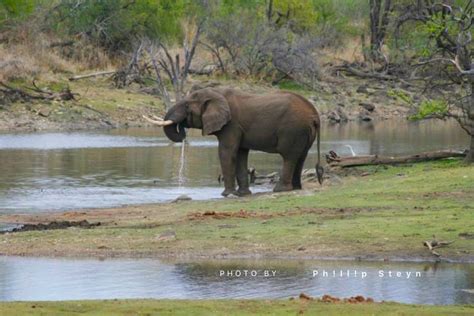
[269,31,321,89]
[401,1,473,162]
[369,0,392,62]
[152,19,203,106]
[198,40,226,74]
[115,18,204,110]
[205,12,321,86]
[113,42,147,88]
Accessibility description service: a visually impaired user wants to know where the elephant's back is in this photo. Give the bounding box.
[276,91,318,113]
[227,89,319,129]
[273,91,320,125]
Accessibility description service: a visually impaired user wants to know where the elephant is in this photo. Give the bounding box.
[144,87,323,197]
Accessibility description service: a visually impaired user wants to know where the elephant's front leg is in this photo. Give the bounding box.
[218,142,239,197]
[236,148,251,196]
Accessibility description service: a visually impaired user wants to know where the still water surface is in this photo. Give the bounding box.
[0,257,472,304]
[0,120,469,213]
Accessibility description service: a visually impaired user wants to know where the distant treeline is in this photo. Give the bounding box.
[0,0,368,53]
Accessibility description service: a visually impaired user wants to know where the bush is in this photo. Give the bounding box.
[48,0,186,54]
[205,8,321,87]
[409,99,448,120]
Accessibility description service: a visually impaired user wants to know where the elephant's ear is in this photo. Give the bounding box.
[201,91,231,136]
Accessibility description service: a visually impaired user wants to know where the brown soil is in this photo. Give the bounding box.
[297,293,375,304]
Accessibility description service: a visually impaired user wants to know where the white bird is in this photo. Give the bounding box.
[344,144,356,156]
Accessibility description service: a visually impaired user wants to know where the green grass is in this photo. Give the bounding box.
[0,300,472,315]
[277,79,308,92]
[0,160,473,260]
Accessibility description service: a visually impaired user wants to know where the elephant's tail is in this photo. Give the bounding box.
[315,120,324,185]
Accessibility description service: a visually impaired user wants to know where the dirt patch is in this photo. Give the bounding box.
[459,232,474,240]
[297,293,374,304]
[187,207,381,221]
[321,294,374,304]
[422,191,473,199]
[187,210,271,220]
[2,220,101,233]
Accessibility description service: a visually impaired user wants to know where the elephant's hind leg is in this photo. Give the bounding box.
[292,149,309,190]
[274,129,311,192]
[273,156,298,192]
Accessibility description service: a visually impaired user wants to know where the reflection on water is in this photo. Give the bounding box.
[0,257,472,304]
[0,120,469,213]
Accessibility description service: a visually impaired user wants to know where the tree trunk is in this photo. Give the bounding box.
[267,0,273,22]
[468,133,474,163]
[467,81,474,163]
[68,71,116,81]
[369,0,392,62]
[327,150,467,168]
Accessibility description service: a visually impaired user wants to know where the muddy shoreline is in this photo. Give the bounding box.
[1,248,472,264]
[1,180,472,264]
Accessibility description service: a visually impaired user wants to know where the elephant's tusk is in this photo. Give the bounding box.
[151,114,164,121]
[142,115,174,126]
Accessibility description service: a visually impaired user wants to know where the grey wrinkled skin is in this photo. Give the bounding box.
[162,87,323,197]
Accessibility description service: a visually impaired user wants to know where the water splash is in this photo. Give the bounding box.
[177,140,186,187]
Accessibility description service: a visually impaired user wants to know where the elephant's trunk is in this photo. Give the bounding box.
[163,102,187,143]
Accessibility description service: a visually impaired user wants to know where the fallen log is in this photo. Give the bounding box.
[188,67,214,76]
[0,81,75,101]
[423,236,455,258]
[332,65,397,81]
[327,150,467,168]
[68,70,116,81]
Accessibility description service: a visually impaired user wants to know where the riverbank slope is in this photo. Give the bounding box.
[0,74,414,132]
[1,159,472,262]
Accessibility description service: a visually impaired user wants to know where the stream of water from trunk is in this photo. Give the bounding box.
[178,139,186,187]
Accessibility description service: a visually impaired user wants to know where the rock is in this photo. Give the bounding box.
[358,109,372,121]
[336,107,348,122]
[254,171,279,185]
[328,110,341,123]
[321,294,340,303]
[302,168,316,177]
[37,107,51,117]
[171,194,192,203]
[309,95,319,103]
[356,85,369,94]
[407,107,418,117]
[299,293,312,300]
[359,102,375,112]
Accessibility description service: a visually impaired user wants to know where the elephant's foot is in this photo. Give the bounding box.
[273,182,293,192]
[221,188,239,197]
[292,184,302,190]
[237,188,252,196]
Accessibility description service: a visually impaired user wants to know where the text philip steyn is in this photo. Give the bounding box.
[313,270,422,279]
